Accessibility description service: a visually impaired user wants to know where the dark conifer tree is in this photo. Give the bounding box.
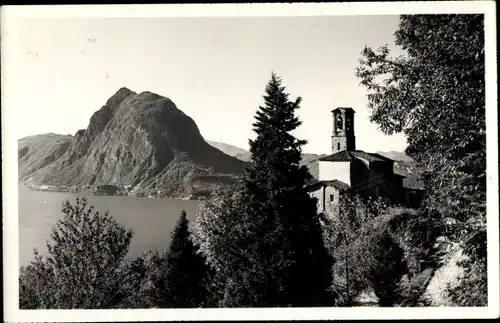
[222,72,333,307]
[161,210,212,308]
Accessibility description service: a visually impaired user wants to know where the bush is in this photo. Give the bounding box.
[19,197,133,309]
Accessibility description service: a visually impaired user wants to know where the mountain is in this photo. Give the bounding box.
[300,153,327,179]
[19,87,248,199]
[393,159,424,189]
[205,141,424,189]
[375,151,423,189]
[206,140,251,162]
[376,151,413,162]
[18,133,73,182]
[205,140,326,179]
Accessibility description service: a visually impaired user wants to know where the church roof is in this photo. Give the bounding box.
[323,180,351,190]
[318,150,394,163]
[305,179,351,192]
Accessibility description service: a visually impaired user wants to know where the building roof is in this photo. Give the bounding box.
[332,107,356,113]
[306,174,405,193]
[305,179,351,192]
[323,180,351,190]
[318,150,394,163]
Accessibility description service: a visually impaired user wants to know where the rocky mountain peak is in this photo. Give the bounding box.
[105,87,136,109]
[19,88,248,198]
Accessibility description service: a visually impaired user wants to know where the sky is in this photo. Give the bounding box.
[9,15,408,154]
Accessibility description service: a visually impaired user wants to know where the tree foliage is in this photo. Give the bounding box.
[193,73,332,307]
[322,195,391,305]
[117,249,168,308]
[369,233,408,306]
[230,73,332,306]
[355,14,486,306]
[161,210,213,308]
[191,183,247,273]
[446,256,488,306]
[19,197,134,309]
[190,184,250,307]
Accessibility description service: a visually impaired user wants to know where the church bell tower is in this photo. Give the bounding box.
[331,107,356,153]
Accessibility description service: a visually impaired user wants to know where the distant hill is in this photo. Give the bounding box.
[205,140,327,179]
[18,133,73,182]
[299,153,327,179]
[206,140,251,162]
[205,141,424,189]
[393,159,424,189]
[18,87,248,199]
[376,151,413,162]
[375,151,423,188]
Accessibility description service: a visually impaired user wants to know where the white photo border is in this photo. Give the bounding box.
[1,1,498,321]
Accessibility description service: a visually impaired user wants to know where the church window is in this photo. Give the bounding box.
[336,114,343,130]
[337,142,341,150]
[329,194,334,202]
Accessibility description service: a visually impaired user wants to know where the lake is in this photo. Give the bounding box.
[18,186,201,267]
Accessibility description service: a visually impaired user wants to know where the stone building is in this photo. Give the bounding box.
[306,107,412,215]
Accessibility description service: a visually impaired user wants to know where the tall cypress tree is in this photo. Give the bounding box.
[222,72,333,307]
[161,210,212,308]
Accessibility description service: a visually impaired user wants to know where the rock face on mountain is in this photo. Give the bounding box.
[18,133,73,182]
[20,87,248,198]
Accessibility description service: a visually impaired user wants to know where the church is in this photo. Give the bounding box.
[306,107,411,215]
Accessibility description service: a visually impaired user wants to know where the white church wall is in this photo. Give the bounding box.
[309,185,341,218]
[324,185,341,217]
[319,161,351,185]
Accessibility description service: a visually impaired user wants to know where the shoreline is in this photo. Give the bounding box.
[19,183,206,201]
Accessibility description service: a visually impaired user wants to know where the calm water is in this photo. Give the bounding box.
[18,186,201,267]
